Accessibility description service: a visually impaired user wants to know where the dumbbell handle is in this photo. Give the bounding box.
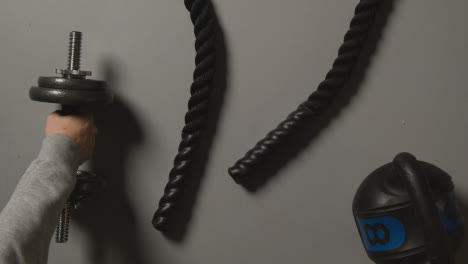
[61,104,81,114]
[29,31,111,243]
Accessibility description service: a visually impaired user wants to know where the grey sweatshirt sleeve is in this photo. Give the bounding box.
[0,134,82,264]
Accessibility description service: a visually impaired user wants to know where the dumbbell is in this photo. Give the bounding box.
[29,31,113,243]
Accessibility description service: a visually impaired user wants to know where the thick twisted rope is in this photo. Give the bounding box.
[229,0,382,184]
[152,0,216,231]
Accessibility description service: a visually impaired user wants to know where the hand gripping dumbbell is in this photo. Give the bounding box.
[29,31,113,243]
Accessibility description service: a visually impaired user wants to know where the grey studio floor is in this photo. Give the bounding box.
[1,0,468,263]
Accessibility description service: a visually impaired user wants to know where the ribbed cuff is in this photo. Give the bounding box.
[37,133,82,170]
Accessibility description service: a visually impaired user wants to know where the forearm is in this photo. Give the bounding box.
[0,134,81,264]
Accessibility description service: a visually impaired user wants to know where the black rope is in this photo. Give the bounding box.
[152,0,216,231]
[229,0,382,184]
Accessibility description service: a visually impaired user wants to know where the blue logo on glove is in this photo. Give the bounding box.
[357,217,406,252]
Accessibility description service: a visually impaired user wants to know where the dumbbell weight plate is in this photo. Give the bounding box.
[38,77,106,91]
[29,86,113,105]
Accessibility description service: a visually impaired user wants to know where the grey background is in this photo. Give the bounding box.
[1,0,468,263]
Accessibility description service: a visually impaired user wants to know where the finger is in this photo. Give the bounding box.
[48,111,61,119]
[55,110,74,116]
[79,111,94,121]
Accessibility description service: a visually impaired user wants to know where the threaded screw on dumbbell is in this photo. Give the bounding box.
[55,31,88,243]
[68,31,82,72]
[56,31,91,78]
[56,202,72,243]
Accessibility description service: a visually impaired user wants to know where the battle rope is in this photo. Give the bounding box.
[229,0,382,184]
[152,0,216,231]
